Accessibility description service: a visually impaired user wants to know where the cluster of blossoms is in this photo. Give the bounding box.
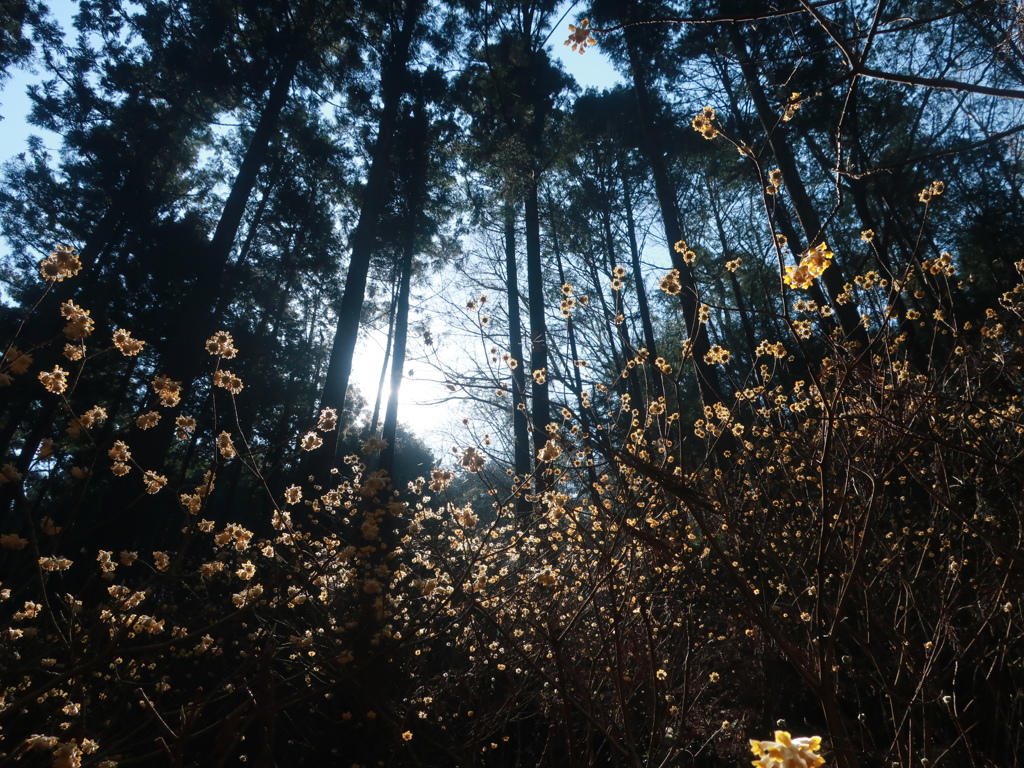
[136,411,160,430]
[782,91,804,121]
[918,179,945,203]
[764,168,784,196]
[217,431,236,458]
[38,366,68,395]
[756,340,788,359]
[923,251,956,277]
[749,732,825,768]
[460,446,485,472]
[142,470,167,494]
[60,301,94,340]
[692,106,719,139]
[112,328,145,356]
[108,440,131,476]
[317,407,338,431]
[673,240,697,265]
[174,415,196,440]
[660,269,682,295]
[564,18,596,53]
[0,345,32,386]
[537,439,562,463]
[361,436,388,455]
[783,243,834,290]
[213,522,253,550]
[205,330,238,358]
[152,375,182,407]
[39,245,82,282]
[0,465,24,487]
[65,409,106,438]
[213,369,244,394]
[611,265,626,291]
[704,345,731,365]
[429,467,454,492]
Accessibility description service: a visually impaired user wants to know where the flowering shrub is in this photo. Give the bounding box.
[3,179,1024,768]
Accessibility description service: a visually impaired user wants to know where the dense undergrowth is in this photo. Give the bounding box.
[1,213,1023,768]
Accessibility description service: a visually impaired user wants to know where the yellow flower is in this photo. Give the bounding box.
[460,446,485,473]
[749,731,825,768]
[217,431,236,458]
[236,561,256,580]
[136,411,161,429]
[175,415,196,440]
[917,180,944,204]
[317,407,338,431]
[152,375,182,406]
[61,301,94,339]
[673,240,697,264]
[691,107,719,140]
[361,436,388,455]
[213,369,244,394]
[112,328,145,356]
[429,468,455,492]
[537,439,562,463]
[783,243,833,289]
[39,245,82,281]
[565,18,597,53]
[782,92,803,121]
[2,345,32,375]
[205,331,238,359]
[660,269,682,295]
[39,366,68,394]
[284,485,302,505]
[143,470,167,494]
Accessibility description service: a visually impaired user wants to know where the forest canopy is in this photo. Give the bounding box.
[1,1,1024,767]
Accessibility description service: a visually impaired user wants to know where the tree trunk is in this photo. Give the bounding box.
[379,88,430,478]
[622,171,664,404]
[368,278,400,437]
[505,204,533,514]
[623,25,723,404]
[525,178,552,479]
[549,199,599,491]
[318,0,422,462]
[207,46,302,298]
[378,240,412,478]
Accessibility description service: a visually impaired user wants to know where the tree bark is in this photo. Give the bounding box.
[525,178,552,479]
[623,24,724,404]
[207,45,301,299]
[505,204,533,514]
[318,0,422,462]
[622,170,664,404]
